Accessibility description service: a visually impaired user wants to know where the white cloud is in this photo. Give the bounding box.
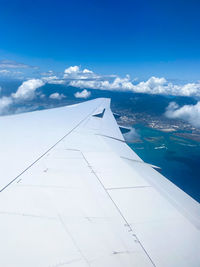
[74,89,91,99]
[83,68,93,74]
[42,76,65,84]
[40,94,45,99]
[63,65,99,80]
[0,96,13,114]
[12,79,45,100]
[0,69,11,75]
[41,70,54,76]
[0,79,45,115]
[42,75,58,82]
[123,128,140,142]
[133,77,167,94]
[2,63,200,99]
[70,75,135,91]
[49,93,66,100]
[64,65,80,74]
[0,60,37,69]
[165,102,179,111]
[55,65,200,97]
[48,79,65,84]
[165,101,200,128]
[40,66,97,84]
[0,69,24,78]
[65,67,200,97]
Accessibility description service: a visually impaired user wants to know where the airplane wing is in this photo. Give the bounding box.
[0,98,200,267]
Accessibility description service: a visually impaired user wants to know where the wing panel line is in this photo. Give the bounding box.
[80,151,156,267]
[0,100,104,193]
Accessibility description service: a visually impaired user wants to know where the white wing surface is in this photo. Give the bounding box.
[0,98,199,267]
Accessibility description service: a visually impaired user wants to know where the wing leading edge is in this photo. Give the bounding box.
[0,98,199,267]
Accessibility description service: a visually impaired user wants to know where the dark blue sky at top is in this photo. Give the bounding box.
[0,0,200,80]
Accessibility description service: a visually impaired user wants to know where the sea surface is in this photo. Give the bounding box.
[128,125,200,203]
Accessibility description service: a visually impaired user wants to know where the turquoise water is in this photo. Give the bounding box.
[128,125,200,203]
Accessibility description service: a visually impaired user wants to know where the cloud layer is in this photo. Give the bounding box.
[0,78,45,114]
[1,62,200,97]
[165,101,200,128]
[69,73,200,97]
[37,65,200,97]
[1,64,200,119]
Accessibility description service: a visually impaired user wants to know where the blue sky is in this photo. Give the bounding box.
[0,0,200,80]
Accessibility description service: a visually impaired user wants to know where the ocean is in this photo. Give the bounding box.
[128,125,200,203]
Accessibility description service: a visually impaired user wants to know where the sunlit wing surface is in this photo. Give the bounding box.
[0,98,200,267]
